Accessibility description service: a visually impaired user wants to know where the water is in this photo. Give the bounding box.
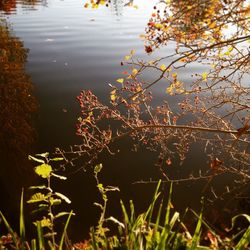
[0,0,246,242]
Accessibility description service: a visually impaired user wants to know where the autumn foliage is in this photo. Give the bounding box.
[58,0,250,207]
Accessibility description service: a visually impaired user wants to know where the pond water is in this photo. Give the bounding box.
[0,0,245,241]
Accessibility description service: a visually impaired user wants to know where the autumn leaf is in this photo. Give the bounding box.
[35,164,52,178]
[110,89,116,101]
[160,64,167,71]
[124,55,131,61]
[201,72,208,81]
[166,157,172,166]
[172,73,177,79]
[116,78,124,84]
[132,68,138,76]
[130,49,135,55]
[145,46,153,53]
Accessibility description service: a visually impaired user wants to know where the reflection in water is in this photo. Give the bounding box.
[0,0,47,14]
[0,19,37,218]
[0,0,16,14]
[110,0,134,15]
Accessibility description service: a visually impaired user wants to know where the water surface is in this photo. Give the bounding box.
[0,0,240,241]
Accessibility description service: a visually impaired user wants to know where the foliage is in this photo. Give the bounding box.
[75,179,250,249]
[0,161,249,249]
[56,0,250,209]
[0,153,74,250]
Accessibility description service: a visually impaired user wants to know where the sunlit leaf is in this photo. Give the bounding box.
[124,55,131,61]
[34,218,52,229]
[49,198,61,205]
[94,163,103,174]
[29,185,47,190]
[116,78,124,84]
[35,164,52,178]
[160,64,167,71]
[130,49,135,55]
[27,193,47,203]
[51,173,67,180]
[28,155,45,164]
[132,68,138,76]
[110,90,116,101]
[201,72,208,81]
[54,212,75,220]
[172,73,177,79]
[55,192,71,204]
[50,157,64,161]
[35,152,49,158]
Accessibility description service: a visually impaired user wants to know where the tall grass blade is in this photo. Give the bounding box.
[156,182,173,249]
[0,211,19,248]
[120,200,130,230]
[48,240,55,250]
[129,200,135,225]
[145,180,162,223]
[59,210,74,250]
[91,227,98,250]
[189,199,204,250]
[20,188,26,250]
[31,239,37,250]
[36,221,45,250]
[235,226,250,250]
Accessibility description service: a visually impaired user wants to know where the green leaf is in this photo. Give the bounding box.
[235,226,250,250]
[51,173,67,180]
[50,157,64,161]
[31,239,37,250]
[19,189,25,249]
[59,211,74,250]
[29,185,47,190]
[35,152,49,158]
[190,199,204,250]
[94,202,103,209]
[28,155,45,163]
[34,218,52,229]
[27,193,47,203]
[36,221,45,250]
[54,212,75,220]
[55,192,71,204]
[105,185,120,192]
[106,216,125,228]
[35,164,52,178]
[49,198,61,205]
[94,163,103,174]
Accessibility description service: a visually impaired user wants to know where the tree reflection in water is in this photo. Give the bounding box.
[0,19,37,220]
[0,0,47,14]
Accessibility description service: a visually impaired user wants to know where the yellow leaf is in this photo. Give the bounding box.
[124,55,131,61]
[160,64,167,71]
[172,73,177,79]
[130,49,136,55]
[202,72,208,81]
[133,5,138,9]
[116,78,124,84]
[208,22,216,29]
[35,164,52,178]
[110,89,116,101]
[132,68,138,76]
[154,23,164,29]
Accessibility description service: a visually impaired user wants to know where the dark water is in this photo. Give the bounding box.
[0,0,246,242]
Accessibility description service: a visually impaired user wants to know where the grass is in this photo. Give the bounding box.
[0,164,249,249]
